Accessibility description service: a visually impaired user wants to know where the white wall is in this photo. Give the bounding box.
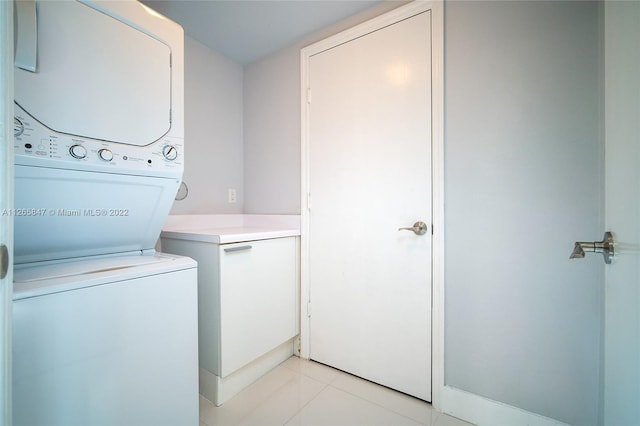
[242,1,409,214]
[243,48,300,214]
[444,2,603,425]
[170,37,244,214]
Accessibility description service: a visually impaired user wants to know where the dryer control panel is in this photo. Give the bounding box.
[14,105,184,179]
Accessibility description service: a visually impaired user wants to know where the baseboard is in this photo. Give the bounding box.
[440,386,568,426]
[200,339,295,406]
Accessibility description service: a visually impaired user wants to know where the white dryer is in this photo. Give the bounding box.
[13,0,185,263]
[11,1,198,424]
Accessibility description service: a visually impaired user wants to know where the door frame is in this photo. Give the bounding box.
[299,0,444,410]
[0,0,14,423]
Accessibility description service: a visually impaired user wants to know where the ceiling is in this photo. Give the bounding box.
[140,0,383,65]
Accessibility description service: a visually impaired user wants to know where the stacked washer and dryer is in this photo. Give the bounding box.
[11,1,198,424]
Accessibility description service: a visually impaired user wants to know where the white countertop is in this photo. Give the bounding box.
[160,214,301,244]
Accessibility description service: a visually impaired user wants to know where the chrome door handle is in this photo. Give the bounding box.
[398,221,428,235]
[224,245,252,253]
[0,244,8,279]
[570,232,614,264]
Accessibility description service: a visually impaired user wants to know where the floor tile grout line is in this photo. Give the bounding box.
[324,367,436,425]
[233,367,311,426]
[323,382,435,426]
[279,360,340,385]
[280,382,331,426]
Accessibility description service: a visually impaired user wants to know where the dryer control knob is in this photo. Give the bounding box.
[98,148,114,162]
[14,117,24,137]
[162,145,178,161]
[69,144,87,159]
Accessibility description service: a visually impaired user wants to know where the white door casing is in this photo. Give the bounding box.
[0,1,13,423]
[300,1,444,404]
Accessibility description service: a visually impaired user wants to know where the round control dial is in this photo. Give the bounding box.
[98,148,114,162]
[162,145,178,161]
[14,117,24,137]
[69,144,87,159]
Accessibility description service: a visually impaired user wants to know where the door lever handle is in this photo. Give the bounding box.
[0,244,8,280]
[570,232,614,264]
[398,221,428,236]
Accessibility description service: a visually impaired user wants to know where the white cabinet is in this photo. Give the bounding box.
[219,238,297,376]
[160,235,298,404]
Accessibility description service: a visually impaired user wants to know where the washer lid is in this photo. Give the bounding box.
[14,0,172,146]
[13,252,197,300]
[14,253,169,284]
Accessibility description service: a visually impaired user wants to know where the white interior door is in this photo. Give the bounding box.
[0,1,13,423]
[305,10,432,401]
[604,2,640,424]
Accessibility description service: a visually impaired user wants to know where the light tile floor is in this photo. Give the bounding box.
[199,357,473,426]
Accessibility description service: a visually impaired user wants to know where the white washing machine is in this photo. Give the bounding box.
[12,253,198,426]
[11,1,198,424]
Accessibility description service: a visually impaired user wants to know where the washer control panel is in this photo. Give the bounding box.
[14,105,184,178]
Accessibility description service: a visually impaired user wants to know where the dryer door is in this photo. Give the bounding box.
[14,0,172,146]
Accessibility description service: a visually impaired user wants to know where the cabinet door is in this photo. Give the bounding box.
[219,237,297,377]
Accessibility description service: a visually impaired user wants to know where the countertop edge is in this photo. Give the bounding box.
[160,228,300,244]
